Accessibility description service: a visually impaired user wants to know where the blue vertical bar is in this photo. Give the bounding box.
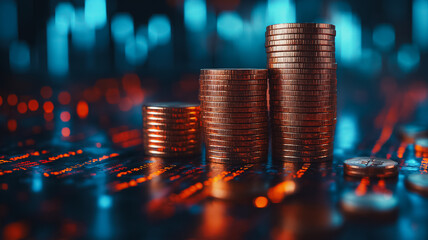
[0,0,18,47]
[47,18,69,76]
[85,0,107,29]
[413,0,428,50]
[184,0,207,32]
[9,41,30,72]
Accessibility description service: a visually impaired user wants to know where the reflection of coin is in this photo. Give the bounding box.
[343,157,398,178]
[405,174,428,196]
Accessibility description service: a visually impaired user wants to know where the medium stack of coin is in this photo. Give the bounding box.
[199,69,268,163]
[142,102,201,157]
[265,23,337,162]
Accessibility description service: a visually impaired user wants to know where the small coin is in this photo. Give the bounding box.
[266,28,336,36]
[201,101,267,108]
[200,95,267,102]
[415,138,428,152]
[267,51,335,58]
[266,33,336,41]
[202,121,268,129]
[405,173,428,196]
[204,133,267,141]
[143,133,201,141]
[270,100,336,108]
[201,69,268,75]
[202,111,268,119]
[272,125,335,133]
[266,45,335,53]
[199,89,267,96]
[204,127,267,135]
[199,74,267,80]
[268,62,337,69]
[143,102,199,112]
[272,118,336,127]
[266,23,335,30]
[272,137,333,145]
[267,56,336,63]
[266,39,335,46]
[270,95,336,102]
[343,157,398,178]
[200,84,267,91]
[203,116,267,124]
[201,106,267,113]
[272,131,334,139]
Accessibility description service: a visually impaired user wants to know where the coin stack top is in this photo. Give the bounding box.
[199,68,269,163]
[142,102,201,157]
[266,23,337,163]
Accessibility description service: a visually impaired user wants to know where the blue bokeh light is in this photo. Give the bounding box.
[373,24,395,51]
[47,18,69,76]
[397,44,420,72]
[98,195,112,209]
[217,12,244,41]
[9,41,30,72]
[0,0,18,46]
[413,0,428,50]
[111,13,134,44]
[184,0,207,32]
[55,2,75,35]
[148,15,171,46]
[125,36,148,65]
[267,0,296,26]
[85,0,107,29]
[72,9,96,50]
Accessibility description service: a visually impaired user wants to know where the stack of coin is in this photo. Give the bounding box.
[199,69,268,163]
[142,102,201,157]
[265,23,337,162]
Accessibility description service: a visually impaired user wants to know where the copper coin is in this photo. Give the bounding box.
[143,138,200,145]
[143,133,201,141]
[272,137,333,145]
[269,68,336,74]
[200,84,267,91]
[143,102,199,112]
[272,131,334,139]
[269,79,336,86]
[269,95,336,102]
[270,100,336,108]
[201,101,267,108]
[144,121,199,127]
[266,23,335,30]
[267,51,335,58]
[206,155,266,163]
[266,28,336,36]
[272,148,333,156]
[272,125,335,133]
[200,95,267,102]
[270,90,336,97]
[206,145,268,153]
[267,56,336,63]
[200,80,267,86]
[265,39,335,46]
[266,33,336,41]
[272,154,332,162]
[199,89,267,96]
[202,111,268,118]
[206,148,268,157]
[204,128,267,135]
[343,157,398,178]
[201,69,268,75]
[204,138,268,147]
[273,143,333,151]
[143,116,199,123]
[415,138,428,152]
[405,174,428,196]
[268,63,337,69]
[145,144,200,152]
[146,149,201,157]
[202,121,268,129]
[203,116,267,124]
[270,106,335,113]
[270,84,335,91]
[204,133,267,141]
[199,74,267,80]
[144,128,199,135]
[272,120,336,127]
[266,45,335,53]
[201,106,267,113]
[142,111,200,118]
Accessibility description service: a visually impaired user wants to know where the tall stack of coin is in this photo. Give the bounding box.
[199,69,269,163]
[142,103,201,157]
[265,23,337,162]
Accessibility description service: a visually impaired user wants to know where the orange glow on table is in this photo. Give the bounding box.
[7,120,17,132]
[62,127,70,137]
[40,86,53,99]
[254,196,268,208]
[58,91,71,105]
[7,94,18,106]
[60,111,71,122]
[17,102,27,114]
[28,99,39,111]
[43,101,54,113]
[76,101,89,119]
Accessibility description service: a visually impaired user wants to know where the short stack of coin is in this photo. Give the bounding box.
[142,102,201,157]
[199,69,269,163]
[265,23,337,162]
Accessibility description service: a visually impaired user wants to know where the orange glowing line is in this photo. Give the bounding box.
[397,142,407,159]
[113,165,175,191]
[371,103,398,155]
[116,162,153,177]
[355,177,370,196]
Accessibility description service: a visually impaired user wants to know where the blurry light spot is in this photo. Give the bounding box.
[47,18,69,76]
[413,0,428,50]
[184,0,207,31]
[3,222,28,240]
[148,14,171,46]
[17,102,27,114]
[9,41,30,72]
[7,119,17,132]
[85,0,107,29]
[118,97,133,111]
[28,100,39,111]
[105,88,120,104]
[336,113,358,151]
[0,96,3,106]
[98,195,112,208]
[32,173,42,192]
[76,101,89,119]
[60,111,71,122]
[267,0,296,26]
[55,2,75,34]
[44,112,54,122]
[254,196,268,208]
[251,3,267,32]
[111,13,134,44]
[72,9,96,50]
[125,36,148,65]
[217,12,243,40]
[43,101,54,113]
[373,24,395,51]
[0,0,18,46]
[96,142,101,148]
[62,127,71,137]
[58,91,71,105]
[7,94,18,106]
[41,86,53,99]
[397,44,420,72]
